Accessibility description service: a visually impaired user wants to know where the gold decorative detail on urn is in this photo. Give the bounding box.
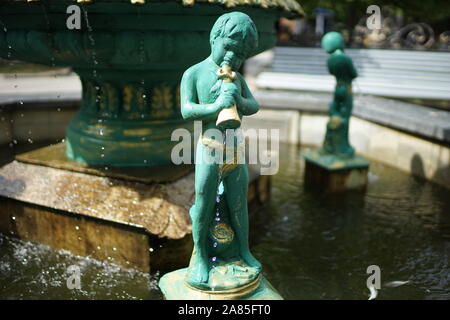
[151,85,173,118]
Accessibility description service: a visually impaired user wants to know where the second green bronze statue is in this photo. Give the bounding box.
[304,31,369,192]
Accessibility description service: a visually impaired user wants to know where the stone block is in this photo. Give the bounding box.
[304,151,369,193]
[242,109,300,144]
[0,143,270,272]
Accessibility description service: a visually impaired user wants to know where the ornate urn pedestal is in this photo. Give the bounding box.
[0,0,302,165]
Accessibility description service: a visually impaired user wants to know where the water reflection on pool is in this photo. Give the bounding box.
[0,143,449,299]
[254,144,449,300]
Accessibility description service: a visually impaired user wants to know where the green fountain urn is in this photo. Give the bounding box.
[0,0,303,166]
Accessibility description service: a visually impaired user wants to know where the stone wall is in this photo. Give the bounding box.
[243,109,450,189]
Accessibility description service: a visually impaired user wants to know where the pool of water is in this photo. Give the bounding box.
[1,143,449,299]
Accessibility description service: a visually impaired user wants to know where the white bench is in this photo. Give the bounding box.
[256,47,450,100]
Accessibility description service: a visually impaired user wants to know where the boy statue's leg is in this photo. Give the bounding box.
[186,144,220,287]
[224,164,262,271]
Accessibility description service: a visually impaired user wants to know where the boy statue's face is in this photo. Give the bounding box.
[211,34,247,71]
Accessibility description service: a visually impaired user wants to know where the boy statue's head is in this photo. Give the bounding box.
[321,31,345,54]
[209,12,259,70]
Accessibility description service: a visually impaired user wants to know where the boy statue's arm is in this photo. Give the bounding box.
[180,69,234,122]
[236,73,259,116]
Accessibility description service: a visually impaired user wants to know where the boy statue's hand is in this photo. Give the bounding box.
[221,81,241,102]
[214,88,236,113]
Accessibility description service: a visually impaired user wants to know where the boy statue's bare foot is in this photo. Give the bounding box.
[186,255,210,288]
[242,250,262,272]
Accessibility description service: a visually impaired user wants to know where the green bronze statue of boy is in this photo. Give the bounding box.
[303,31,369,192]
[320,31,357,157]
[180,12,261,290]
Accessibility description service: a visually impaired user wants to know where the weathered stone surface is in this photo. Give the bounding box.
[0,149,268,271]
[0,160,194,240]
[242,109,300,144]
[0,197,153,272]
[353,95,450,144]
[304,158,369,193]
[16,143,193,184]
[303,150,369,171]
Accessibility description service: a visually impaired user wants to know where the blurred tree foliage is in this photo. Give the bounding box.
[298,0,450,30]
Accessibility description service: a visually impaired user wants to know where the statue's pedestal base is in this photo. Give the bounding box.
[304,151,369,193]
[0,143,270,272]
[159,268,283,300]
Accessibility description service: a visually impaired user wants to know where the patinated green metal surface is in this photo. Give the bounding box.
[320,31,357,158]
[0,0,303,166]
[159,12,281,299]
[304,31,369,172]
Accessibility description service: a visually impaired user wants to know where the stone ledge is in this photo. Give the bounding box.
[0,145,270,271]
[0,160,194,240]
[253,90,450,145]
[0,73,82,111]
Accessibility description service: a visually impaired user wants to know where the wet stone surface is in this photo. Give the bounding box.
[0,160,194,240]
[16,143,193,184]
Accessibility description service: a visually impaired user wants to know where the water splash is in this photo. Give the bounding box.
[81,5,99,79]
[0,234,161,300]
[40,3,56,67]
